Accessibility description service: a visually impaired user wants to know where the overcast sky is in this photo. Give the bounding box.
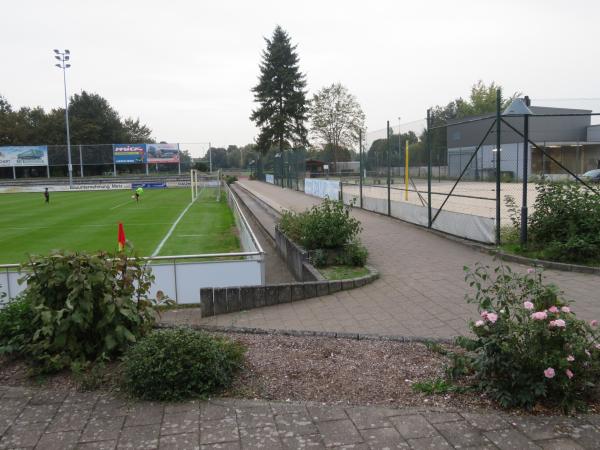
[1,0,598,156]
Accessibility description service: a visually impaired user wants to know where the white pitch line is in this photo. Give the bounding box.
[110,199,133,210]
[151,199,197,257]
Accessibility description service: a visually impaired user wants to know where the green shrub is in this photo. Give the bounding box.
[225,175,238,185]
[20,251,162,373]
[0,295,35,356]
[454,264,600,412]
[528,182,600,263]
[310,249,327,268]
[279,198,361,250]
[342,240,369,267]
[121,328,245,401]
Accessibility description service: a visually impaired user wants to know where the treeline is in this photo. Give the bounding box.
[0,91,154,146]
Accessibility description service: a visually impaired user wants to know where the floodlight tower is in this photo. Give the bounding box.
[53,49,73,188]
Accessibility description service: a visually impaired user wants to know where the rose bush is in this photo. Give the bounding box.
[454,263,600,412]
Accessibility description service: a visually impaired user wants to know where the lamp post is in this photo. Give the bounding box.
[53,49,73,189]
[503,97,533,246]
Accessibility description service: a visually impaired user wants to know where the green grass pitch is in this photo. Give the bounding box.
[0,188,240,264]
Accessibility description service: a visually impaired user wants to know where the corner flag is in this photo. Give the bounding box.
[118,223,126,251]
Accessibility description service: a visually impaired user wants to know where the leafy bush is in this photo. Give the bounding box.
[225,175,238,185]
[529,182,600,263]
[0,295,35,356]
[310,249,327,268]
[121,328,245,401]
[454,264,600,412]
[20,251,163,372]
[341,240,369,267]
[279,198,361,250]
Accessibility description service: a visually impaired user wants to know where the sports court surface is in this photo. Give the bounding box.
[0,188,239,264]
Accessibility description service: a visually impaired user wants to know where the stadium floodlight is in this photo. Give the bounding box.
[53,49,73,189]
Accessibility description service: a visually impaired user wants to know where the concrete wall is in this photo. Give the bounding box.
[275,227,323,282]
[199,267,378,317]
[588,126,600,142]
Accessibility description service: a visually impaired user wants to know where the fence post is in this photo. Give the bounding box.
[387,121,391,216]
[359,129,363,208]
[427,109,432,228]
[520,102,531,246]
[495,88,502,246]
[79,144,84,177]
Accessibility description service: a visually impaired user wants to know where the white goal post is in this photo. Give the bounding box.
[190,169,221,202]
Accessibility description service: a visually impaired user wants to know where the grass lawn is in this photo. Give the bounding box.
[319,265,370,280]
[0,187,240,264]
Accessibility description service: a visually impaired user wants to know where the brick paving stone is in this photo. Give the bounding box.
[270,403,309,416]
[36,430,80,450]
[201,403,236,421]
[345,408,398,430]
[200,442,241,450]
[160,410,199,436]
[306,406,347,423]
[235,405,275,429]
[434,420,490,448]
[280,434,325,449]
[513,416,579,440]
[485,428,541,449]
[117,423,160,449]
[239,426,282,449]
[388,415,437,440]
[0,421,46,449]
[538,438,585,449]
[200,418,239,445]
[61,392,99,412]
[76,440,117,449]
[316,419,363,447]
[164,400,199,415]
[92,398,128,419]
[422,411,462,424]
[124,403,164,427]
[16,404,59,424]
[406,435,451,449]
[460,412,511,431]
[158,432,200,450]
[571,423,600,449]
[80,417,125,443]
[359,427,409,448]
[29,390,68,405]
[46,409,91,432]
[275,413,318,437]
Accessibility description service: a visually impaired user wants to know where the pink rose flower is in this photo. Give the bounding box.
[481,311,489,319]
[549,319,566,328]
[595,344,600,350]
[548,306,559,313]
[474,320,484,327]
[591,320,598,327]
[561,306,571,313]
[523,301,534,310]
[565,369,574,379]
[527,268,535,274]
[531,311,548,320]
[486,313,498,323]
[567,355,575,362]
[544,367,555,378]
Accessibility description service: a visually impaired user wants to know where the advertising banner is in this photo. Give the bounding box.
[146,143,180,164]
[131,182,167,189]
[0,146,48,167]
[113,144,147,164]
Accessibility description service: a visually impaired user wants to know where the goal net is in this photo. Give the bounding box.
[190,170,221,202]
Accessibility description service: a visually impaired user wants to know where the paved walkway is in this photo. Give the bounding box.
[2,385,600,449]
[189,180,600,339]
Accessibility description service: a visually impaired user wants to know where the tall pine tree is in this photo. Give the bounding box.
[251,26,308,154]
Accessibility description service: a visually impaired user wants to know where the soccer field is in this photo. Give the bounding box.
[0,188,240,264]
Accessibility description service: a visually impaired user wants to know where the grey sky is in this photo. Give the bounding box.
[1,0,598,156]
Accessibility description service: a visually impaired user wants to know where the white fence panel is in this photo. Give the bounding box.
[304,178,340,199]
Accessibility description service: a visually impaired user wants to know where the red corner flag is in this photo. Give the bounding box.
[118,223,126,252]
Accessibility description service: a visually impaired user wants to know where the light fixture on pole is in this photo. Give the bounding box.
[503,97,533,246]
[53,49,73,189]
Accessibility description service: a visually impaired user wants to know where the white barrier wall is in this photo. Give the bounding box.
[304,178,340,199]
[342,192,495,244]
[1,259,264,306]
